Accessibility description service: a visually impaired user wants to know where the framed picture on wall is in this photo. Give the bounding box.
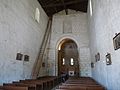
[113,33,120,50]
[106,53,112,65]
[91,62,94,68]
[16,53,23,60]
[95,52,100,62]
[97,52,100,61]
[24,55,29,61]
[42,62,45,67]
[95,54,97,62]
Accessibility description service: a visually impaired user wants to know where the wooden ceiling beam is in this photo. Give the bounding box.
[44,0,58,5]
[42,0,87,8]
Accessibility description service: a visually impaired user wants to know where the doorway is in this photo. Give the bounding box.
[58,39,79,76]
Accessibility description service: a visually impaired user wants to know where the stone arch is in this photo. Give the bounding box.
[55,36,80,76]
[56,36,80,50]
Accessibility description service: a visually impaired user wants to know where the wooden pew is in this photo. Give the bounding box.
[3,83,37,90]
[0,86,29,90]
[58,85,104,90]
[20,78,56,90]
[59,85,87,90]
[56,77,105,90]
[87,86,105,90]
[0,76,62,90]
[37,76,58,88]
[21,76,58,90]
[56,88,86,90]
[19,80,44,90]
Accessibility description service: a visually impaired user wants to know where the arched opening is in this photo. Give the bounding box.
[57,39,79,77]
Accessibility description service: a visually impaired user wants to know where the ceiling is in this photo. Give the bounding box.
[38,0,88,17]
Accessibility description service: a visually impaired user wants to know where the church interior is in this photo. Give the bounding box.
[0,0,120,90]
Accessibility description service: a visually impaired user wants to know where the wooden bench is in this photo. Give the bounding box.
[19,80,44,90]
[56,88,86,90]
[58,85,104,90]
[20,78,57,90]
[0,86,29,90]
[36,76,58,88]
[3,83,38,90]
[0,76,62,90]
[59,85,87,89]
[21,76,59,90]
[56,77,105,90]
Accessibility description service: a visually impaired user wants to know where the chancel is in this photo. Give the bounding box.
[0,0,120,90]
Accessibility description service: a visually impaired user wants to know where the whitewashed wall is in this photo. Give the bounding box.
[88,0,120,90]
[0,0,48,84]
[48,10,91,77]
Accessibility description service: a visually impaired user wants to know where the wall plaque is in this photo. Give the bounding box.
[113,33,120,50]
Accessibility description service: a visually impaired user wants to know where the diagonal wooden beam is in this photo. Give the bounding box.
[42,0,88,8]
[61,0,68,15]
[54,7,58,13]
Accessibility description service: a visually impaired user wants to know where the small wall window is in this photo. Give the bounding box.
[90,0,93,16]
[70,58,74,65]
[62,58,65,65]
[35,8,40,23]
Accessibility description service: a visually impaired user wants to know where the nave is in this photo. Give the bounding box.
[0,0,120,90]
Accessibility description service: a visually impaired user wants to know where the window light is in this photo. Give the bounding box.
[90,0,93,16]
[35,8,40,23]
[62,58,65,65]
[70,58,74,65]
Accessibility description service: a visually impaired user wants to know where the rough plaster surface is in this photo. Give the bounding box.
[88,0,120,90]
[48,10,92,77]
[0,0,48,84]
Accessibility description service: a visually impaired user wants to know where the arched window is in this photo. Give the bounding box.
[35,8,40,23]
[90,0,93,16]
[62,58,65,65]
[70,58,74,65]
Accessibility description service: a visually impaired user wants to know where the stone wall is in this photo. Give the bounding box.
[48,10,92,77]
[0,0,48,84]
[88,0,120,90]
